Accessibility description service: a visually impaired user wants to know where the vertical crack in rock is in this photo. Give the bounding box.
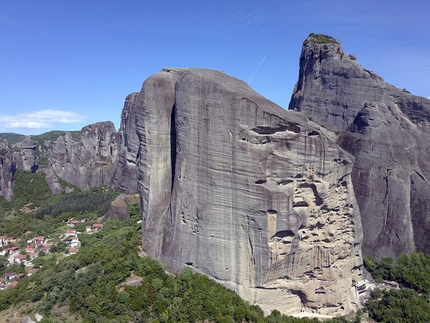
[134,67,364,316]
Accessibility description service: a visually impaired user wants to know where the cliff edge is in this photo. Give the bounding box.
[289,33,430,259]
[133,68,364,315]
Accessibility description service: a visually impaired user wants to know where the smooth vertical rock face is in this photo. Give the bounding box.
[289,34,430,259]
[0,140,15,201]
[0,137,38,201]
[14,137,38,173]
[48,122,119,190]
[136,68,364,314]
[112,93,140,193]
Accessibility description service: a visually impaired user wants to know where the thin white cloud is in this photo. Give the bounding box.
[0,109,87,130]
[0,14,49,35]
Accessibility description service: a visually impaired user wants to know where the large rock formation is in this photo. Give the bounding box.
[0,137,39,201]
[48,122,119,190]
[111,93,140,193]
[14,137,38,173]
[0,140,15,201]
[289,33,430,259]
[133,68,364,314]
[0,110,140,199]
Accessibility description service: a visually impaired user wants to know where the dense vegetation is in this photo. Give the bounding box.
[31,130,80,143]
[0,172,365,322]
[305,33,338,45]
[363,254,430,322]
[0,132,26,145]
[1,168,429,322]
[0,170,117,237]
[0,206,326,323]
[363,252,430,293]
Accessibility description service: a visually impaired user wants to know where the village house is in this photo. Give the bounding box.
[67,219,85,227]
[14,254,27,264]
[39,244,53,255]
[65,229,77,237]
[27,268,38,276]
[5,246,19,256]
[26,246,36,253]
[7,281,18,288]
[85,226,93,232]
[69,248,78,255]
[33,236,47,247]
[68,236,80,248]
[28,251,38,260]
[92,223,103,230]
[0,236,7,247]
[5,272,18,281]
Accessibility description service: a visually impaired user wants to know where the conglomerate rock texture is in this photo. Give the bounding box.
[48,122,119,190]
[134,68,364,314]
[289,34,430,259]
[14,137,38,173]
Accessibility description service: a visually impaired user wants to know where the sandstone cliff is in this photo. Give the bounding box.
[289,34,430,259]
[48,122,119,190]
[14,137,39,173]
[0,137,39,201]
[133,68,364,314]
[0,140,15,201]
[111,93,140,193]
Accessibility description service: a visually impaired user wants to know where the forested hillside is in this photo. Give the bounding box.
[0,170,428,322]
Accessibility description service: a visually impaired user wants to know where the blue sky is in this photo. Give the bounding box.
[1,0,429,135]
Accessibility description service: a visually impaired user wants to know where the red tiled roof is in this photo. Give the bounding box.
[7,281,18,288]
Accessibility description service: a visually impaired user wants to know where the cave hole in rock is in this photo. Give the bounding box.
[278,179,293,185]
[185,262,193,266]
[315,287,326,294]
[293,201,309,208]
[267,209,278,214]
[307,130,320,136]
[272,230,295,239]
[255,179,266,184]
[252,125,288,135]
[290,290,308,305]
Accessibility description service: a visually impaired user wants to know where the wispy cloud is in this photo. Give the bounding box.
[0,14,49,35]
[0,109,87,131]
